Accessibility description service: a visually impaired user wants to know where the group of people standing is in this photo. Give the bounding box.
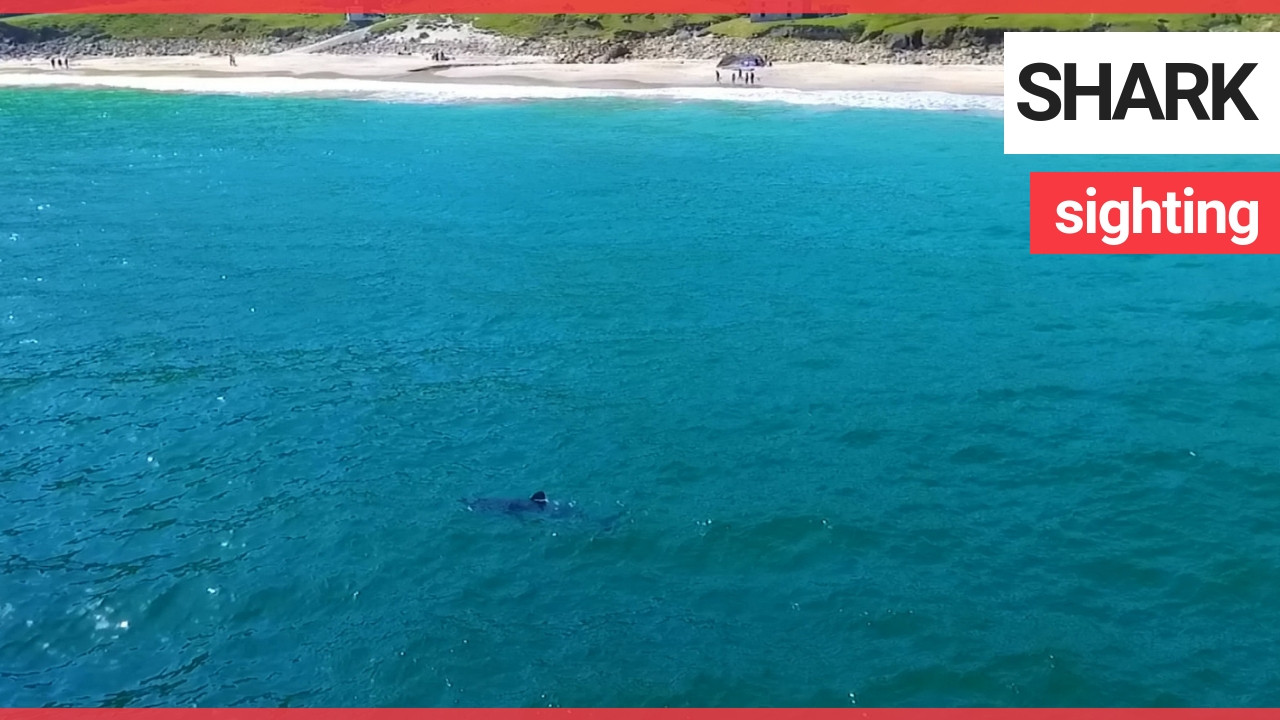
[47,57,71,69]
[715,67,760,85]
[713,56,771,87]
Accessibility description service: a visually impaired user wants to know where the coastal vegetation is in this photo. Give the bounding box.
[2,13,348,39]
[2,12,1278,44]
[710,13,1280,38]
[455,13,738,37]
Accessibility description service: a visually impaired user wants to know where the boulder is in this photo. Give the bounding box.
[603,42,630,61]
[887,33,913,51]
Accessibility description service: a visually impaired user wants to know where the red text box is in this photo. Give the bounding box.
[1030,171,1280,254]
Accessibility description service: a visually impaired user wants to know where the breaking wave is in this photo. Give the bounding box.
[0,72,1004,114]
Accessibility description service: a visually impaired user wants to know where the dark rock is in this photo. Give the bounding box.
[887,33,912,51]
[923,28,953,48]
[765,24,854,41]
[0,20,64,44]
[954,27,1005,46]
[603,42,630,61]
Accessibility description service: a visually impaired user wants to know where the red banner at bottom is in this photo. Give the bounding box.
[1030,172,1278,254]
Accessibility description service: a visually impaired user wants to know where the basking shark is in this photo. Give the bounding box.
[460,491,627,531]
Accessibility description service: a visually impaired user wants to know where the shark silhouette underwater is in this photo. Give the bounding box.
[460,491,628,532]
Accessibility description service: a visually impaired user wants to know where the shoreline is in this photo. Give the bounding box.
[0,55,1004,97]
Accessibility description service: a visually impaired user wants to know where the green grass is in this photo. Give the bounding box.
[4,13,348,39]
[705,13,1275,39]
[5,12,1279,42]
[430,12,1280,40]
[366,15,411,37]
[452,14,737,39]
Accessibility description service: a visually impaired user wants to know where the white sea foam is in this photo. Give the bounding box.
[0,72,1003,114]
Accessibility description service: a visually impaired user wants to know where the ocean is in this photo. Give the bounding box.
[3,86,1280,707]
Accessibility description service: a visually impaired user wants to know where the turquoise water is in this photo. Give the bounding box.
[3,89,1280,708]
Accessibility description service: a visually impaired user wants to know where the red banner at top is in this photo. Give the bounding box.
[0,0,1274,14]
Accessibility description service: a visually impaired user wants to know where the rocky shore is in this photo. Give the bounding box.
[0,17,1003,65]
[0,21,329,59]
[330,32,1003,65]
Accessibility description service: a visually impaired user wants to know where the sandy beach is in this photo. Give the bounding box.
[0,54,1003,96]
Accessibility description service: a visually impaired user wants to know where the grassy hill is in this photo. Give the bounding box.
[3,12,1279,43]
[460,14,738,37]
[455,13,1280,40]
[3,13,348,39]
[709,13,1279,39]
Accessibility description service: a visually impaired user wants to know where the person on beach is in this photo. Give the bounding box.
[49,58,55,69]
[715,69,721,83]
[228,54,237,67]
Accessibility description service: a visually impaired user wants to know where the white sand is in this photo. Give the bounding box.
[0,54,1002,95]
